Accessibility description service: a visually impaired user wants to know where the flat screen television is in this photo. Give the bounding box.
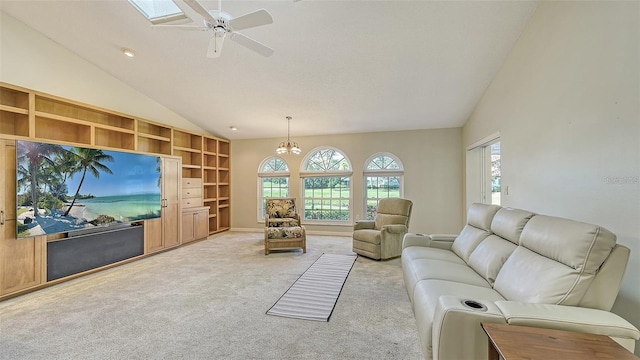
[16,140,162,239]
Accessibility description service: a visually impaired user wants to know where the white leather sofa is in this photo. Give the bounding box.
[402,203,640,360]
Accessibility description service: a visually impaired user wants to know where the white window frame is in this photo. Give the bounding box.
[466,133,501,208]
[257,156,290,222]
[300,146,353,225]
[128,0,189,24]
[363,153,405,220]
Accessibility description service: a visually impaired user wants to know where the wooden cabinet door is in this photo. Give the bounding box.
[181,212,195,243]
[0,139,43,295]
[194,210,209,240]
[144,218,163,254]
[162,157,181,248]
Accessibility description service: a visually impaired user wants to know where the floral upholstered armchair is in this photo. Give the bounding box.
[264,198,306,255]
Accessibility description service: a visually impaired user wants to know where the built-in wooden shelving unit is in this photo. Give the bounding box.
[171,133,230,234]
[0,81,231,237]
[0,82,233,301]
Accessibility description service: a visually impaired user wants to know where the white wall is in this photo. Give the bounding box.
[231,128,463,235]
[463,1,640,353]
[0,12,203,133]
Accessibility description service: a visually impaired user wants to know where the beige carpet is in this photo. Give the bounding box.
[0,232,422,359]
[267,253,357,321]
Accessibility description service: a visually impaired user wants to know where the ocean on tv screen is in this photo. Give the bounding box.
[16,140,162,239]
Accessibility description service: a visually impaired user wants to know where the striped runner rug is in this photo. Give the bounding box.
[266,253,357,321]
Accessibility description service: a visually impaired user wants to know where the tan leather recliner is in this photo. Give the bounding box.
[352,198,412,260]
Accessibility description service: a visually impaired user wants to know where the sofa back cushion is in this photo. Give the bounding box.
[494,215,617,307]
[467,235,517,285]
[491,208,535,244]
[451,203,501,262]
[466,208,534,285]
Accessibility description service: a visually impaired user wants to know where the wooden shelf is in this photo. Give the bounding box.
[182,164,201,169]
[173,146,201,153]
[0,105,28,115]
[137,133,170,142]
[204,198,217,202]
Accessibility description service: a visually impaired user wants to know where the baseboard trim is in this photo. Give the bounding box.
[230,228,351,237]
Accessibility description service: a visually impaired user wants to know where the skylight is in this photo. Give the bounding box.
[128,0,187,24]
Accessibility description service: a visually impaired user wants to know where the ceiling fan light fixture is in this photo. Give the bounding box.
[276,116,301,155]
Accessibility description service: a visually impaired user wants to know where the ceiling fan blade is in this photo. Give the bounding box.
[183,0,218,26]
[207,34,225,58]
[228,9,273,31]
[228,32,274,57]
[152,24,208,31]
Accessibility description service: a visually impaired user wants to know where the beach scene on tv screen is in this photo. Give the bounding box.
[16,141,162,238]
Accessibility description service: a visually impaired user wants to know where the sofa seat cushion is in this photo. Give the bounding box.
[402,246,467,264]
[413,279,506,359]
[403,257,491,303]
[353,229,381,245]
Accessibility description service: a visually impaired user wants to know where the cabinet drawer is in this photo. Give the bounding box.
[181,197,203,209]
[182,187,202,199]
[182,178,202,189]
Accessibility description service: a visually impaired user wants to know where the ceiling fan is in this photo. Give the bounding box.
[156,0,275,58]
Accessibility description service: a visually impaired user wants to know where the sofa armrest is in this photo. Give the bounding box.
[402,233,430,248]
[495,301,640,340]
[354,220,375,231]
[430,296,507,360]
[428,234,458,250]
[381,224,408,234]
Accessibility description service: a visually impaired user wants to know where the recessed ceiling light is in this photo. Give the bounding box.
[122,48,136,57]
[230,126,238,131]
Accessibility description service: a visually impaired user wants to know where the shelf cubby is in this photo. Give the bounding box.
[95,127,135,150]
[218,184,230,198]
[0,86,29,110]
[218,170,230,184]
[0,86,31,137]
[137,136,172,155]
[204,186,217,200]
[204,169,217,184]
[35,96,135,131]
[137,120,172,140]
[218,206,230,230]
[173,130,202,151]
[0,111,29,137]
[204,137,218,153]
[218,140,230,156]
[35,116,91,145]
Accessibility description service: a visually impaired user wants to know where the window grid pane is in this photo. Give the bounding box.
[304,176,350,221]
[260,176,289,219]
[365,175,401,220]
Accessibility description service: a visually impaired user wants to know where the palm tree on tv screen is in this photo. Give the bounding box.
[63,147,114,217]
[17,141,64,217]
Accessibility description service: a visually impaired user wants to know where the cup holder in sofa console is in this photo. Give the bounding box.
[462,299,488,312]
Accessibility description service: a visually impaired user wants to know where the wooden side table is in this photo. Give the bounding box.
[481,322,638,360]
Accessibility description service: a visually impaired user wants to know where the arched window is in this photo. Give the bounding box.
[364,153,404,220]
[300,147,352,222]
[258,157,290,220]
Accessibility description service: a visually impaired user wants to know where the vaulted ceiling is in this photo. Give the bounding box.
[0,0,537,139]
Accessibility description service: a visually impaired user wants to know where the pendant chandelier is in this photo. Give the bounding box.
[276,116,301,155]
